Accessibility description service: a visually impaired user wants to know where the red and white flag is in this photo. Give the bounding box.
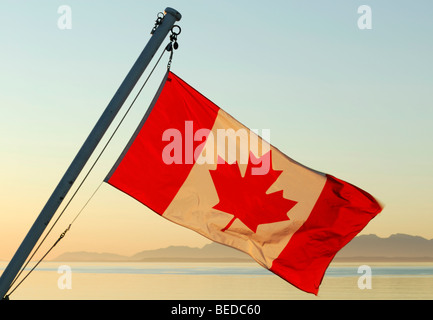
[106,72,382,294]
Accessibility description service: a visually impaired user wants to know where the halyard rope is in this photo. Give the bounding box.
[5,31,179,298]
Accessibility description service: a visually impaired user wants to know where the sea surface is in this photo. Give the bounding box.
[1,261,432,300]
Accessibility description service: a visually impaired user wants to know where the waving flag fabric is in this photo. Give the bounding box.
[106,71,382,294]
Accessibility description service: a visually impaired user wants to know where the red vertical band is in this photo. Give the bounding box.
[270,175,382,294]
[107,72,220,214]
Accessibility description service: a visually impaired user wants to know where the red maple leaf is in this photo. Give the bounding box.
[209,151,297,233]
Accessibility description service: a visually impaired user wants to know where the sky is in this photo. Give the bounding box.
[0,0,432,260]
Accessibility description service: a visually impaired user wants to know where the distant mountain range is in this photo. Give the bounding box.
[336,233,433,261]
[52,243,252,263]
[50,233,433,262]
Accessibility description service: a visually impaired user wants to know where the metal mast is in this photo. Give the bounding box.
[0,7,182,299]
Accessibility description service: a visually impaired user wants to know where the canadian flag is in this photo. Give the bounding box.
[106,72,382,294]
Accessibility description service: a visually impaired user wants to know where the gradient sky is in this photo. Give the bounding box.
[1,0,432,260]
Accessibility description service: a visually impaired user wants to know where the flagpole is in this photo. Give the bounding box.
[0,7,181,299]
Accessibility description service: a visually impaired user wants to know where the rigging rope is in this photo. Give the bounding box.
[5,29,180,298]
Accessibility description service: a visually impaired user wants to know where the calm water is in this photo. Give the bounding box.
[1,261,432,300]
